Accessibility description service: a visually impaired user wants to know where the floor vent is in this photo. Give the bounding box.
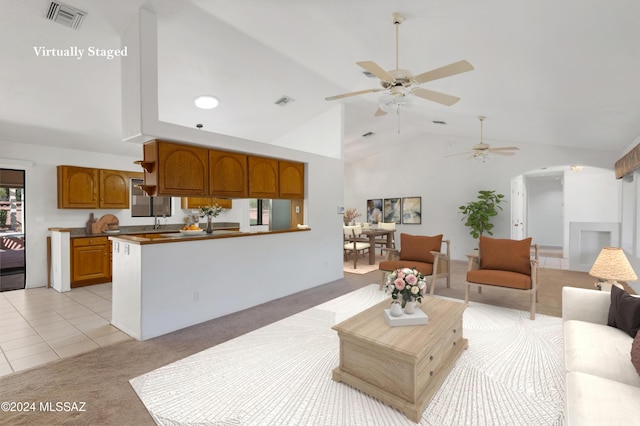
[45,1,87,30]
[274,95,295,106]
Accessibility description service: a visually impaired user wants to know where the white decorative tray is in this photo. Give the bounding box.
[384,308,429,326]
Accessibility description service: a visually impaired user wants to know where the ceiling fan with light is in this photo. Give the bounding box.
[446,116,519,162]
[325,12,474,117]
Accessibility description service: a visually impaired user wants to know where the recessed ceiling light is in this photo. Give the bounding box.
[194,95,219,109]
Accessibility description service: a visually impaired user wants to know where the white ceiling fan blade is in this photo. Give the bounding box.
[357,61,396,83]
[489,150,516,156]
[374,107,387,116]
[413,60,474,84]
[489,146,520,151]
[413,87,460,106]
[325,88,383,101]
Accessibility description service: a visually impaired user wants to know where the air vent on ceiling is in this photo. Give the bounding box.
[274,95,295,106]
[362,71,376,78]
[362,131,374,138]
[45,1,87,30]
[432,120,447,125]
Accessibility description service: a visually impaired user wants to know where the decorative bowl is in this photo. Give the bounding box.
[179,229,204,235]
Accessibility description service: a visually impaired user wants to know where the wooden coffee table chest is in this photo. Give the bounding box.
[332,296,467,422]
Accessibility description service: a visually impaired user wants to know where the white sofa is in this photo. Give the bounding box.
[562,286,640,426]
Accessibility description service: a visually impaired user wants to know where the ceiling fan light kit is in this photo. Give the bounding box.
[324,12,474,117]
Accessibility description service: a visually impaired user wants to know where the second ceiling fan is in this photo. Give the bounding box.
[325,12,474,116]
[446,116,519,161]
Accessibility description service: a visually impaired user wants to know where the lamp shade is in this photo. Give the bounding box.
[589,247,638,282]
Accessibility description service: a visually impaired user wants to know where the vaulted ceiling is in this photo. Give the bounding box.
[2,0,639,163]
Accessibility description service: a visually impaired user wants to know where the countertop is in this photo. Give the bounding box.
[108,227,310,245]
[49,223,241,238]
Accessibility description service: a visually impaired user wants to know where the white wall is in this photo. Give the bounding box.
[526,177,563,247]
[619,170,640,293]
[345,134,620,261]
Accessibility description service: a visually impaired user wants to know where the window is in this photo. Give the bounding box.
[130,179,172,217]
[249,199,270,225]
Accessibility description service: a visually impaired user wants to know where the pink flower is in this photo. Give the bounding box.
[394,278,405,290]
[397,272,405,279]
[405,274,418,285]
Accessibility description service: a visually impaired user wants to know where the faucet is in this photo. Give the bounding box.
[154,214,161,229]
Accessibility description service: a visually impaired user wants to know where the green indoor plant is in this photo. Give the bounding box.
[458,190,505,239]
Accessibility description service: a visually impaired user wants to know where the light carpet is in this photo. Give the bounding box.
[131,285,564,426]
[343,253,385,274]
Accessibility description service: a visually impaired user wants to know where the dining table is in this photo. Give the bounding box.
[360,228,395,265]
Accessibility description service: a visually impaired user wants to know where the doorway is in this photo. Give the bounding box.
[0,169,25,291]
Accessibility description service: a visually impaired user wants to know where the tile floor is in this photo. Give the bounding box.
[0,283,130,377]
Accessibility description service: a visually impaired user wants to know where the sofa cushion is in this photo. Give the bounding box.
[399,233,442,264]
[378,260,433,277]
[467,269,531,290]
[564,320,640,387]
[479,236,532,275]
[607,285,640,338]
[565,372,640,426]
[632,332,640,377]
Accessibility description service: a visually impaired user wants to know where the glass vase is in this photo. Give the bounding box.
[206,217,213,233]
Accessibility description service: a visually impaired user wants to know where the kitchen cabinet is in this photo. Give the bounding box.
[279,160,305,199]
[209,149,248,197]
[181,197,233,209]
[99,169,130,209]
[71,237,111,287]
[248,156,278,198]
[139,140,208,196]
[57,166,99,208]
[57,166,139,209]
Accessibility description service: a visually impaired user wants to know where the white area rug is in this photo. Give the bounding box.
[130,285,564,425]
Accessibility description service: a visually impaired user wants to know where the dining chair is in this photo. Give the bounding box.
[375,222,396,254]
[343,225,370,269]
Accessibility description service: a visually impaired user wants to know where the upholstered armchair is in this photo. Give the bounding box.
[343,225,370,269]
[378,233,450,296]
[465,236,539,320]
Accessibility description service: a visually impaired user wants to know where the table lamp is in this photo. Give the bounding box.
[589,247,638,291]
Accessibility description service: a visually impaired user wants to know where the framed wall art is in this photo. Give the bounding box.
[402,196,422,224]
[383,198,401,224]
[366,199,383,224]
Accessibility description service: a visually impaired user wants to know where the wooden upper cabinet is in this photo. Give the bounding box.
[57,166,99,208]
[209,149,248,197]
[155,141,208,196]
[181,197,233,209]
[279,160,305,199]
[99,169,129,209]
[248,156,278,198]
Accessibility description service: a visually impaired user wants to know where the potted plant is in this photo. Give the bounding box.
[458,190,505,239]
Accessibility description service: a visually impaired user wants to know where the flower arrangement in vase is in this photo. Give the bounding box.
[386,268,427,310]
[343,208,361,225]
[199,204,224,233]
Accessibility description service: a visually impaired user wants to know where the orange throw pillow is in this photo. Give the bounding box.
[399,233,443,264]
[479,236,532,275]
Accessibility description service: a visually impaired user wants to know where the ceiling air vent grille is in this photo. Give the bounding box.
[45,1,87,30]
[274,95,294,106]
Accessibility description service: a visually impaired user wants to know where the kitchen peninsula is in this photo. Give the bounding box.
[109,227,310,340]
